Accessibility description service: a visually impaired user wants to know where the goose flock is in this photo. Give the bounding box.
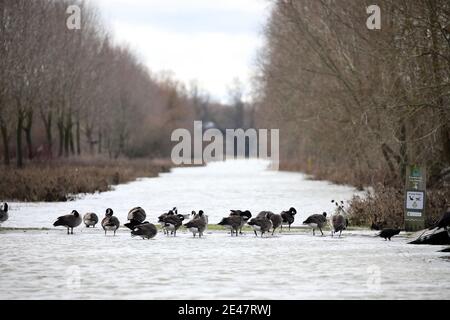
[1,201,449,242]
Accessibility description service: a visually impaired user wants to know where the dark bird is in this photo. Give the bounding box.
[131,222,157,240]
[248,213,273,237]
[161,214,185,236]
[192,210,209,225]
[185,211,207,237]
[331,214,348,237]
[331,200,348,237]
[158,210,175,235]
[280,207,297,231]
[53,210,82,234]
[124,207,146,230]
[0,203,9,225]
[218,215,243,237]
[230,210,252,234]
[377,228,401,241]
[267,212,282,235]
[430,208,450,231]
[101,208,120,236]
[83,212,98,228]
[303,212,327,236]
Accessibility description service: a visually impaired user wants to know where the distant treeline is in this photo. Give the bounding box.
[255,0,450,189]
[0,0,253,167]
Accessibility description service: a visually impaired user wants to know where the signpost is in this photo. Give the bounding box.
[404,165,426,231]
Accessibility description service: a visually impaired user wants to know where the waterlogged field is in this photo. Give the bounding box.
[1,160,449,299]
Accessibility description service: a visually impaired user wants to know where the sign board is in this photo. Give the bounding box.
[404,165,426,231]
[406,191,425,210]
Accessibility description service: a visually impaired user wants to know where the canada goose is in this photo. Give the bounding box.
[83,212,98,228]
[265,212,282,235]
[101,208,120,236]
[0,203,9,225]
[248,213,273,237]
[124,207,146,230]
[185,211,207,237]
[53,210,82,234]
[158,210,175,235]
[331,215,347,237]
[377,228,401,241]
[230,210,252,234]
[303,212,327,236]
[131,222,157,240]
[161,214,185,237]
[330,200,349,237]
[218,215,242,236]
[255,211,268,218]
[280,207,297,231]
[430,208,450,231]
[199,210,209,226]
[192,210,209,225]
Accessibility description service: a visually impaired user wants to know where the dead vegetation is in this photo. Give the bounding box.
[0,158,171,202]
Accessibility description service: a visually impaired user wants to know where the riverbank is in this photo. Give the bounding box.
[0,158,171,202]
[280,160,449,229]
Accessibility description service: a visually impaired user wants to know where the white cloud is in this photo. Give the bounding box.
[89,0,270,103]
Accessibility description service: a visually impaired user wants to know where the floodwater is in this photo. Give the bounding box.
[1,160,449,300]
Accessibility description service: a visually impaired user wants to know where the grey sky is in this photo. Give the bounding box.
[91,0,271,103]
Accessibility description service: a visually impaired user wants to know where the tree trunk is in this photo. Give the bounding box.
[45,113,53,158]
[428,0,450,165]
[0,124,10,165]
[69,127,75,155]
[64,113,72,157]
[23,110,33,160]
[399,121,408,181]
[16,111,24,168]
[98,130,102,154]
[76,117,81,155]
[57,119,64,157]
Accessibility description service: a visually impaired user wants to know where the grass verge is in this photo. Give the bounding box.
[0,157,171,202]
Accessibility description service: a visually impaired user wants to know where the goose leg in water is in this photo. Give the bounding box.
[339,230,342,238]
[254,230,258,237]
[313,229,315,236]
[71,228,74,235]
[319,227,323,236]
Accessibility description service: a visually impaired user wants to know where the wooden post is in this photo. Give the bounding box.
[404,165,426,231]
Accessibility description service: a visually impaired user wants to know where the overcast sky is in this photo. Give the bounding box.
[91,0,271,103]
